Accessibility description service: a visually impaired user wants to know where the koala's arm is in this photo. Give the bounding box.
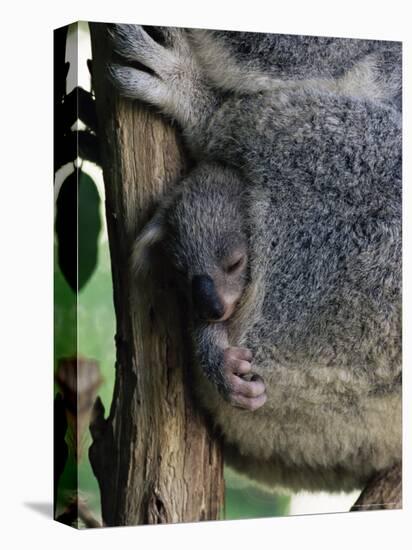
[191,322,228,390]
[108,25,275,156]
[107,24,220,148]
[108,25,401,159]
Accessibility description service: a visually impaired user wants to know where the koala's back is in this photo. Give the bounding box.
[197,88,401,492]
[210,31,397,77]
[245,94,401,370]
[189,29,401,109]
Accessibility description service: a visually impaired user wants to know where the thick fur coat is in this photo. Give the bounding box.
[109,25,402,493]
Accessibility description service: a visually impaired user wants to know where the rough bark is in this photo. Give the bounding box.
[351,463,402,511]
[89,23,224,527]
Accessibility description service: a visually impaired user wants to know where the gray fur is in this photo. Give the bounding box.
[109,26,402,493]
[189,29,401,107]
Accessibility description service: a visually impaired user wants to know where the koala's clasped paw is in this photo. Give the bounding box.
[107,24,206,127]
[223,347,267,411]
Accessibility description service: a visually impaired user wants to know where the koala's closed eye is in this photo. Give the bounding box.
[225,254,246,274]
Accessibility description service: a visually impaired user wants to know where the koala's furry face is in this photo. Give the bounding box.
[131,164,248,323]
[163,221,248,322]
[162,167,248,322]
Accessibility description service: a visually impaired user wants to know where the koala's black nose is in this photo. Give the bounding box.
[191,274,225,321]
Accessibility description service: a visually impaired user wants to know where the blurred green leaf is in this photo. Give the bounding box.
[55,170,101,291]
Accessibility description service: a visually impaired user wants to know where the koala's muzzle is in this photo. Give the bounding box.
[192,274,225,321]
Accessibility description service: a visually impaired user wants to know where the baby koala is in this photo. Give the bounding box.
[132,163,267,411]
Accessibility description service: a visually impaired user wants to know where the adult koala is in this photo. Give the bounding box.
[108,25,402,494]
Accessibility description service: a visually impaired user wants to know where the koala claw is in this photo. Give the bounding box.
[107,24,175,105]
[107,23,211,128]
[223,347,267,411]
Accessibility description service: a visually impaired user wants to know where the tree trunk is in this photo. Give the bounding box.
[88,23,224,527]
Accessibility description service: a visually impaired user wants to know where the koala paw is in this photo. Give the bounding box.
[223,347,267,411]
[107,24,202,125]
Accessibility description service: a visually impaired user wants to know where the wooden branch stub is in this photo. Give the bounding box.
[351,463,402,511]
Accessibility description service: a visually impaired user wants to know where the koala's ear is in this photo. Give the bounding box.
[130,211,165,278]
